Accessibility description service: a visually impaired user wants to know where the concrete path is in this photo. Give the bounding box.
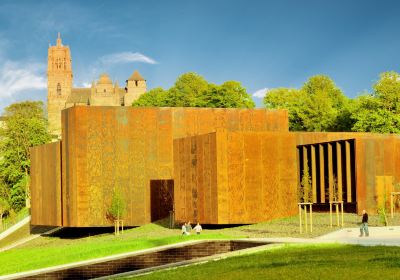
[0,217,62,253]
[246,226,400,247]
[0,216,30,241]
[316,225,400,246]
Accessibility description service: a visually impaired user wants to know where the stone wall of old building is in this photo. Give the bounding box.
[47,34,147,136]
[47,33,72,136]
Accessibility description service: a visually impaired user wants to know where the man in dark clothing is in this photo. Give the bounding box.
[359,210,369,237]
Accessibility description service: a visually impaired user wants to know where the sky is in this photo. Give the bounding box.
[0,0,400,111]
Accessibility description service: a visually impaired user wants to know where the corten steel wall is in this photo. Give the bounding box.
[173,131,298,224]
[174,133,218,224]
[60,106,288,227]
[171,108,288,138]
[30,141,62,226]
[61,107,174,227]
[295,132,400,214]
[355,136,400,214]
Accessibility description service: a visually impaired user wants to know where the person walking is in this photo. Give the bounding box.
[193,222,203,235]
[182,223,187,235]
[359,210,369,237]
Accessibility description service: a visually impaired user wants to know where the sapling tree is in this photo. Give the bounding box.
[107,188,126,235]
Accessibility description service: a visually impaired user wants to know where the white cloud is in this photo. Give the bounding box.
[0,61,46,98]
[253,88,269,99]
[81,82,92,88]
[99,52,157,65]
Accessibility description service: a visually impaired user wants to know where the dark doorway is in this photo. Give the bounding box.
[150,180,174,222]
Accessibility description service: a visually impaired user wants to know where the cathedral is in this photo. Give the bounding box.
[47,33,147,135]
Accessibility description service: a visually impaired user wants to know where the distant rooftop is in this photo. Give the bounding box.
[127,70,145,81]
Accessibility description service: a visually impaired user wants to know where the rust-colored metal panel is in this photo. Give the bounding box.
[328,143,333,202]
[319,144,326,203]
[30,141,62,226]
[226,132,297,223]
[243,133,263,222]
[336,142,343,201]
[60,107,175,226]
[355,139,366,213]
[216,131,229,223]
[311,145,317,203]
[173,131,297,224]
[227,131,246,222]
[345,141,352,202]
[34,107,291,226]
[375,176,394,209]
[173,132,218,224]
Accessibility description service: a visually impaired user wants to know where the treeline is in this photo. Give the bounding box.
[133,72,255,108]
[0,101,50,220]
[264,71,400,133]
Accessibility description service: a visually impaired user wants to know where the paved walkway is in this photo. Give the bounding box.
[247,226,400,247]
[0,216,30,241]
[316,225,400,246]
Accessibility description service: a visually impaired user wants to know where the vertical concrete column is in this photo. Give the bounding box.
[345,141,352,202]
[328,143,333,202]
[336,142,343,202]
[311,145,317,203]
[319,144,325,203]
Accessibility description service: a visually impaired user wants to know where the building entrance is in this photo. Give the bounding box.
[150,180,174,222]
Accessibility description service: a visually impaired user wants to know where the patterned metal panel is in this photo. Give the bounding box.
[30,141,62,226]
[173,131,298,224]
[56,107,289,227]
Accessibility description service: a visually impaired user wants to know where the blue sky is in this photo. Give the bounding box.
[0,0,400,111]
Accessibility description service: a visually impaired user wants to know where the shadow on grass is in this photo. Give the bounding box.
[47,227,136,239]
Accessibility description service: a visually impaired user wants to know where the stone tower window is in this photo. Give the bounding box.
[135,81,138,86]
[57,83,61,95]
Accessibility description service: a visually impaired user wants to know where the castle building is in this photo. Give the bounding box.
[47,33,146,135]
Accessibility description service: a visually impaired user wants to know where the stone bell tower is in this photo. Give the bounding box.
[125,70,146,106]
[47,33,72,136]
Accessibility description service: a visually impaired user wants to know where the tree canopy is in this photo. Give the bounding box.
[0,101,51,212]
[264,75,352,132]
[352,71,400,133]
[133,72,255,108]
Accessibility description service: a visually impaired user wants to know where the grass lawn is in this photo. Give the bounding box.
[131,244,400,280]
[0,212,399,276]
[0,223,235,276]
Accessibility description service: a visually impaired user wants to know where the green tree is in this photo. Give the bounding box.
[108,188,126,222]
[203,81,255,108]
[0,101,51,211]
[299,75,351,131]
[264,75,352,131]
[352,71,400,133]
[107,187,126,235]
[299,159,312,203]
[132,88,168,107]
[133,72,255,108]
[264,88,305,131]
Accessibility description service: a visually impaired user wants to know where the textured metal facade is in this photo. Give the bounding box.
[56,107,288,227]
[296,133,400,214]
[173,131,298,224]
[30,141,62,226]
[30,105,400,227]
